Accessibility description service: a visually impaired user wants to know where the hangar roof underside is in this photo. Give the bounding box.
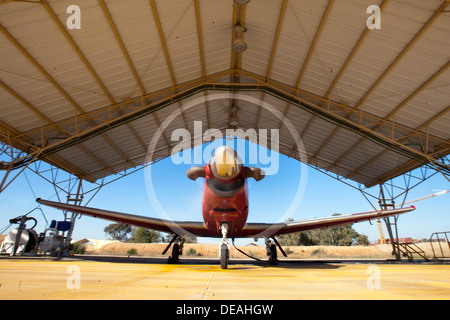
[0,0,449,189]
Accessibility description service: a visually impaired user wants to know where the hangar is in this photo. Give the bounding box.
[0,0,449,260]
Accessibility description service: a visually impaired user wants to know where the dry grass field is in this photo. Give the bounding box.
[86,241,450,260]
[2,234,448,260]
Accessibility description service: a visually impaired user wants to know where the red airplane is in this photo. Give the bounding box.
[37,146,415,269]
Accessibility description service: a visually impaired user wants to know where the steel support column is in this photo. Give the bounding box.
[379,183,401,261]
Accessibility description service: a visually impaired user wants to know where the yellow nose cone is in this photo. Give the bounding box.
[216,150,236,177]
[211,146,241,179]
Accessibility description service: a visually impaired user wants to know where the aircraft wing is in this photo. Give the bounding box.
[36,198,209,237]
[37,198,415,239]
[240,206,416,238]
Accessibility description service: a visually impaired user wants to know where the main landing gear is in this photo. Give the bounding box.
[162,235,185,264]
[265,236,288,265]
[231,236,288,266]
[266,238,278,265]
[162,225,231,269]
[219,225,289,268]
[162,230,287,269]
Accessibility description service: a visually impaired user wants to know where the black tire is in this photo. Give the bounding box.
[269,244,278,265]
[169,243,180,264]
[220,244,229,269]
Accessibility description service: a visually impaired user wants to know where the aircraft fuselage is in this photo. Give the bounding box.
[202,163,249,237]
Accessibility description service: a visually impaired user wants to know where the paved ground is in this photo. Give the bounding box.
[0,255,448,300]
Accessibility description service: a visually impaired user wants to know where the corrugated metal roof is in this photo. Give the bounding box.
[0,0,449,187]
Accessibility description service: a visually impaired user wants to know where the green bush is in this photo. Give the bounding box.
[186,248,197,256]
[71,242,86,255]
[127,248,138,257]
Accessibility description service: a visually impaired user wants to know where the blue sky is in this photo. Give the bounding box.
[0,141,449,246]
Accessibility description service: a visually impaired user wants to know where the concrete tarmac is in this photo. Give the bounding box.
[0,255,449,300]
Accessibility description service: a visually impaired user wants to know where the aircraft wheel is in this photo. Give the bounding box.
[220,244,229,269]
[269,244,278,265]
[169,243,180,264]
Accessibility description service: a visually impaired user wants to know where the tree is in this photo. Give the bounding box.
[104,223,132,241]
[355,233,370,246]
[184,236,198,244]
[131,227,161,243]
[278,215,370,246]
[276,230,315,246]
[309,224,369,246]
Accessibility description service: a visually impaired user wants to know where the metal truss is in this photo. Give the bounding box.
[2,71,449,180]
[310,160,444,211]
[310,160,447,261]
[0,141,42,193]
[1,142,164,256]
[1,139,164,206]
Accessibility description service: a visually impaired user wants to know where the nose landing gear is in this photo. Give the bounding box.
[219,223,230,269]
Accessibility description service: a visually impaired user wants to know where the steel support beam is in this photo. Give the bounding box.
[2,70,448,185]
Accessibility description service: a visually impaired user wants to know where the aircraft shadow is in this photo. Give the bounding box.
[1,255,440,269]
[65,255,344,270]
